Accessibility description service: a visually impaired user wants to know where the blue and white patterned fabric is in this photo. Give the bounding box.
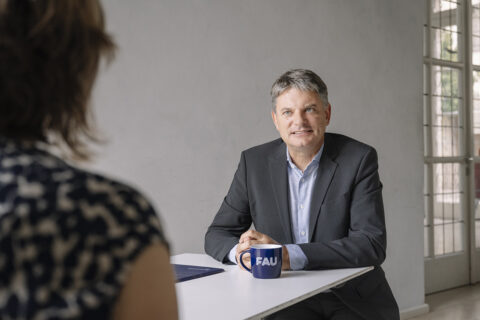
[0,137,167,320]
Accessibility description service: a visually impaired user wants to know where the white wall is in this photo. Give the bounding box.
[91,0,425,313]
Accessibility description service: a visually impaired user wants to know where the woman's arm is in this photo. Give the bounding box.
[113,244,178,320]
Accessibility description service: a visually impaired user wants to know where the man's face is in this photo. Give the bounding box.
[271,87,331,154]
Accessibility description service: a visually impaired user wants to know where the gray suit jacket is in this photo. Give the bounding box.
[205,133,399,320]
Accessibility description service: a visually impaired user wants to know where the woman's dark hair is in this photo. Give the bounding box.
[0,0,115,160]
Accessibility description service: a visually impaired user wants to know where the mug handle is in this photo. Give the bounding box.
[239,251,252,272]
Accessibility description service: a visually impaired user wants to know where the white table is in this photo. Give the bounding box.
[171,253,373,320]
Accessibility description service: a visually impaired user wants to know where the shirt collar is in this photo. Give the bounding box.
[286,144,324,170]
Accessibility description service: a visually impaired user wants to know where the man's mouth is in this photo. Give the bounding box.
[291,129,313,135]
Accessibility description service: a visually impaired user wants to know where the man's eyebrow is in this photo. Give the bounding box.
[305,103,317,108]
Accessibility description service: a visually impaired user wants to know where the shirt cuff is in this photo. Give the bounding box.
[285,244,308,270]
[228,244,238,264]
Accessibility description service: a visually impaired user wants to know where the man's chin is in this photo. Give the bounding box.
[287,142,316,151]
[285,138,323,151]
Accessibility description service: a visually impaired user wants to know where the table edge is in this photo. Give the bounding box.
[244,266,374,320]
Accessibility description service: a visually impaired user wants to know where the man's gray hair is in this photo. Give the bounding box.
[270,69,328,111]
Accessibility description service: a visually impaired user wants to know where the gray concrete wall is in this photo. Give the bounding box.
[91,0,425,313]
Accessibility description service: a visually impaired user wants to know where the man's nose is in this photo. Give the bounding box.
[292,110,306,125]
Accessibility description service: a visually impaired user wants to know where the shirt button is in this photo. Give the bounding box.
[300,204,304,209]
[301,231,306,236]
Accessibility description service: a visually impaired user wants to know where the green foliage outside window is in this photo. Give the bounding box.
[441,30,459,113]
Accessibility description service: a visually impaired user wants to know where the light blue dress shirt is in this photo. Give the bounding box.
[284,145,323,269]
[228,145,324,270]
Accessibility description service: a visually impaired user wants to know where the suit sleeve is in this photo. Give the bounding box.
[299,147,387,269]
[204,152,252,263]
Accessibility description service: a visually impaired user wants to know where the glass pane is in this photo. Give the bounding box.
[424,125,429,158]
[434,224,445,255]
[473,36,480,65]
[424,164,431,257]
[432,66,461,99]
[453,222,464,252]
[473,7,480,37]
[424,25,429,57]
[473,72,480,153]
[424,64,429,96]
[424,94,429,124]
[432,28,460,61]
[424,160,431,257]
[476,220,480,248]
[431,66,462,157]
[432,163,464,256]
[432,125,462,157]
[433,163,462,195]
[443,222,455,254]
[425,226,430,257]
[424,64,429,155]
[432,1,459,25]
[433,211,463,255]
[431,0,461,62]
[474,162,480,248]
[433,221,463,254]
[425,163,430,196]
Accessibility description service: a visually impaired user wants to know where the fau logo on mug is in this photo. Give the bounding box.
[240,244,282,279]
[256,256,278,266]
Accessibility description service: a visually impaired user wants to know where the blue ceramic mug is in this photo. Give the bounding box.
[239,244,282,279]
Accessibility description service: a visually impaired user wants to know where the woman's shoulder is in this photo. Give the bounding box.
[1,140,165,238]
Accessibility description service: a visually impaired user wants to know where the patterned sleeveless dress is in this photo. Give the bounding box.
[0,138,168,319]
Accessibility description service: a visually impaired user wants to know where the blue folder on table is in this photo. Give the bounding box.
[173,264,224,282]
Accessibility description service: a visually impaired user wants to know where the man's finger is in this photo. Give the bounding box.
[240,230,262,242]
[236,239,259,253]
[237,252,251,270]
[239,235,254,244]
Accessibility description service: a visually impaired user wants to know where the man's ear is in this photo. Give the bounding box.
[325,103,332,125]
[271,110,279,131]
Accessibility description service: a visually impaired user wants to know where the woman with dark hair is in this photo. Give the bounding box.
[0,1,178,319]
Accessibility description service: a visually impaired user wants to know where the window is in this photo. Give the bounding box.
[424,0,480,293]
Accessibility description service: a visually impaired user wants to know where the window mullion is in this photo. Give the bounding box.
[427,0,435,258]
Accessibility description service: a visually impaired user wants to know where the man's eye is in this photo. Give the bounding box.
[306,107,315,113]
[283,111,292,116]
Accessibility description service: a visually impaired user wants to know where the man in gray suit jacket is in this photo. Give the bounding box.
[205,69,399,319]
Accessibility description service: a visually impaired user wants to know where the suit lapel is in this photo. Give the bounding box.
[268,143,294,244]
[308,135,338,242]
